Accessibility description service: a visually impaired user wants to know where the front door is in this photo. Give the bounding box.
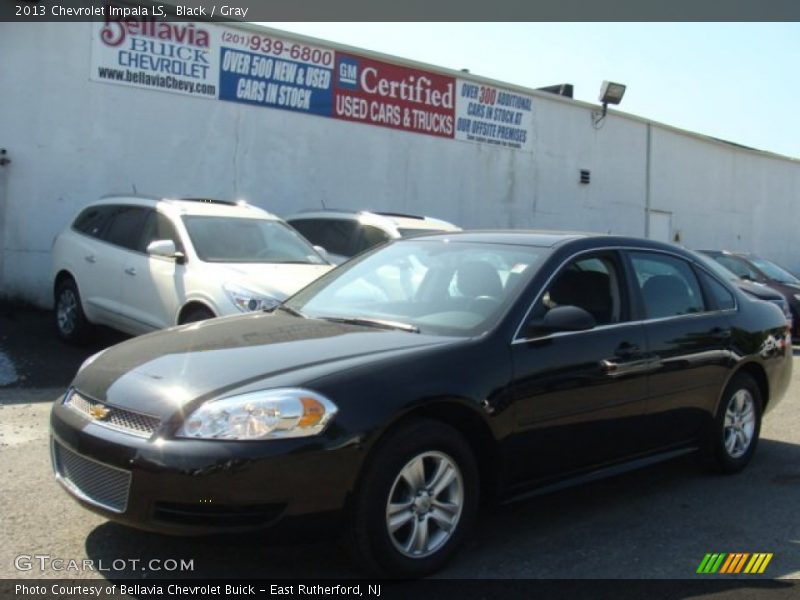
[507,251,651,488]
[118,210,184,332]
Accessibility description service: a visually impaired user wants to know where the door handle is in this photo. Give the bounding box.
[84,255,96,264]
[124,267,137,276]
[614,342,640,358]
[601,357,655,377]
[710,327,732,340]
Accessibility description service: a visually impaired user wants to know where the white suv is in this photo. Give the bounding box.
[52,196,333,342]
[286,210,461,264]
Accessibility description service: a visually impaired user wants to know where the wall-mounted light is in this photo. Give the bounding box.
[592,81,626,128]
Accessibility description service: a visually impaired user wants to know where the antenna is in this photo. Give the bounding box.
[132,183,138,194]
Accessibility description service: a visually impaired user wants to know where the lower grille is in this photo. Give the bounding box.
[153,501,285,528]
[53,441,131,513]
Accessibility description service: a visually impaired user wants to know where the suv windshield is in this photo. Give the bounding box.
[749,256,800,285]
[182,216,327,264]
[285,240,546,336]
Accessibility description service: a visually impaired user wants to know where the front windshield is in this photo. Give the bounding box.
[182,216,327,264]
[749,256,800,284]
[286,240,547,336]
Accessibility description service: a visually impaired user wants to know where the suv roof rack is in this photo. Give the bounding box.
[99,193,161,201]
[372,211,425,220]
[177,198,240,206]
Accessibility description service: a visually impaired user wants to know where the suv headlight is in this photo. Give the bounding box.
[176,388,337,440]
[223,283,280,312]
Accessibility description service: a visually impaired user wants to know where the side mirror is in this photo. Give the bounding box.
[528,305,596,336]
[313,245,330,262]
[147,239,183,262]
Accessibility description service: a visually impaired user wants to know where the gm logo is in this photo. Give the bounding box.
[697,553,773,574]
[338,58,359,89]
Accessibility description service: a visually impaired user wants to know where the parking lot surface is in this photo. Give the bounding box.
[1,303,798,580]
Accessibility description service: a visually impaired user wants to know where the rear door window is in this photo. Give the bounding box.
[72,205,115,239]
[628,252,706,319]
[289,219,322,245]
[309,219,358,257]
[102,206,150,251]
[696,269,736,311]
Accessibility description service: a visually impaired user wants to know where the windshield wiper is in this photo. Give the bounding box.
[272,304,306,318]
[320,316,420,333]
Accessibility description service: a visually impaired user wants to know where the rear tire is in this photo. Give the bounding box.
[54,279,92,344]
[703,372,762,474]
[347,418,479,578]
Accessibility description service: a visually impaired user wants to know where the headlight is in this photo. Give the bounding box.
[223,283,280,312]
[176,388,337,440]
[793,294,800,303]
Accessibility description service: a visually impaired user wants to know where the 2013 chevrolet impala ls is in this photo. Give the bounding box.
[51,232,792,577]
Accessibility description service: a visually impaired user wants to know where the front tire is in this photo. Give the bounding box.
[703,372,762,474]
[179,306,215,324]
[348,418,479,578]
[54,279,91,344]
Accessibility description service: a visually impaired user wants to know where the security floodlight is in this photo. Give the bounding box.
[592,81,627,128]
[599,81,626,106]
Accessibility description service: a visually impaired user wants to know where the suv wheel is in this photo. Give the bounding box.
[180,305,215,324]
[55,279,91,343]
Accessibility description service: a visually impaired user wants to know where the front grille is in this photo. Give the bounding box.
[53,441,131,513]
[65,391,161,438]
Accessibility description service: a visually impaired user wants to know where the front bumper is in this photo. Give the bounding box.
[50,396,362,539]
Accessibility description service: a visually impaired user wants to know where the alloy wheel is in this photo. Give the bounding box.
[385,451,464,559]
[723,389,756,459]
[57,289,78,335]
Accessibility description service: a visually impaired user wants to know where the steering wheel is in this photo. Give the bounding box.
[467,295,501,314]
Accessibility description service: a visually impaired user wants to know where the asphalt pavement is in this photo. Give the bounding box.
[1,303,799,581]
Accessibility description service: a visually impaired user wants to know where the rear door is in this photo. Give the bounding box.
[68,205,117,323]
[94,205,150,331]
[625,250,734,450]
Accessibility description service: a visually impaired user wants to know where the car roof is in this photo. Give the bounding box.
[285,209,460,232]
[88,195,278,219]
[698,249,754,258]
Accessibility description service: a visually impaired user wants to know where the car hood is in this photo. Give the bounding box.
[73,313,455,418]
[737,280,783,301]
[208,262,332,300]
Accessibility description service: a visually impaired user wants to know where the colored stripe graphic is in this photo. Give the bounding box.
[744,553,774,574]
[698,553,774,574]
[697,553,727,573]
[720,553,750,573]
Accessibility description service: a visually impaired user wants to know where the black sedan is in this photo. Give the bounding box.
[51,232,792,577]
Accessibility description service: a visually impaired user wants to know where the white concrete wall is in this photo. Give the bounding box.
[2,22,799,307]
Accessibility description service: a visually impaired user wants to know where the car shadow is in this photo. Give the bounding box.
[0,301,128,394]
[84,438,800,581]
